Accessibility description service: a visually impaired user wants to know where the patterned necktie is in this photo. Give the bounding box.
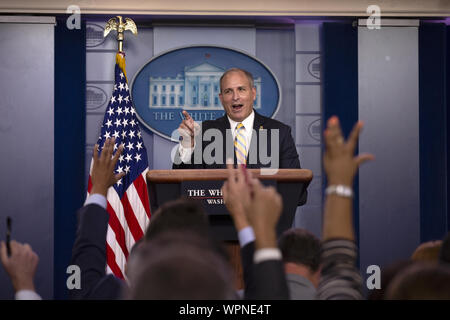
[234,123,247,165]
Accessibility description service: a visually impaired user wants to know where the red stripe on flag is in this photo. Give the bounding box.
[106,243,124,279]
[121,192,144,242]
[106,201,129,259]
[88,176,92,193]
[133,174,151,219]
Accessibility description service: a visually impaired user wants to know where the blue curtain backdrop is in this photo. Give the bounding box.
[54,16,86,299]
[322,22,360,246]
[419,22,448,241]
[447,25,450,234]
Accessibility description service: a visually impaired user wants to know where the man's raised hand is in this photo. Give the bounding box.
[323,116,374,186]
[91,137,125,196]
[178,110,200,148]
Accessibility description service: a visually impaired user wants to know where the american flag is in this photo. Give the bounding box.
[87,53,151,278]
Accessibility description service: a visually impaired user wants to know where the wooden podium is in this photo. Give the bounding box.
[146,168,312,289]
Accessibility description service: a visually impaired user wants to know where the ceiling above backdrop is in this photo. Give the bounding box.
[0,0,449,17]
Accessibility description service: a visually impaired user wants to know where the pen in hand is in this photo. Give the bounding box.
[6,217,11,257]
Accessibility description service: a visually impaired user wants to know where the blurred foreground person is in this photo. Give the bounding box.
[125,231,236,300]
[386,262,450,300]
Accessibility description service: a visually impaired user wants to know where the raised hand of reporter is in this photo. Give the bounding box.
[244,178,283,249]
[323,116,374,186]
[0,240,39,293]
[222,163,252,231]
[91,137,125,196]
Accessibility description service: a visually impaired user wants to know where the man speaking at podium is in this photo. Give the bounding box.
[172,67,304,184]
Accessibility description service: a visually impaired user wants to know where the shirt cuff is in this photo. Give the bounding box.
[15,290,42,300]
[178,143,195,163]
[84,193,107,209]
[238,227,255,248]
[253,248,282,264]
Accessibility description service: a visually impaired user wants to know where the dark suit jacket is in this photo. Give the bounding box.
[69,203,124,300]
[241,241,290,300]
[173,111,301,170]
[173,111,307,206]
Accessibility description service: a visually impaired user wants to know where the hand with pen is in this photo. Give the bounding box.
[178,110,201,148]
[0,238,39,294]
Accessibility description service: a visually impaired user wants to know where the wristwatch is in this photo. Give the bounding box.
[325,185,353,198]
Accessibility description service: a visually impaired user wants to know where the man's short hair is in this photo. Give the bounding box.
[278,228,321,272]
[367,259,415,300]
[144,197,230,263]
[126,231,235,300]
[439,232,450,264]
[411,240,442,263]
[385,262,450,299]
[219,68,255,92]
[145,197,209,241]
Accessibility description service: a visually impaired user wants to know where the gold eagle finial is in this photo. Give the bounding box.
[104,16,137,53]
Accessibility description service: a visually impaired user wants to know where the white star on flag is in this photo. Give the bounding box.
[125,154,133,162]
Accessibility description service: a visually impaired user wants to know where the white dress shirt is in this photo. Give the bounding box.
[238,226,282,264]
[15,289,42,300]
[84,193,107,209]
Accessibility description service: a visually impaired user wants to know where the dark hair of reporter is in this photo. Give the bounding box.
[439,232,450,265]
[145,197,210,240]
[278,228,321,272]
[144,197,230,263]
[367,259,415,300]
[385,262,450,300]
[411,240,442,263]
[125,231,236,300]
